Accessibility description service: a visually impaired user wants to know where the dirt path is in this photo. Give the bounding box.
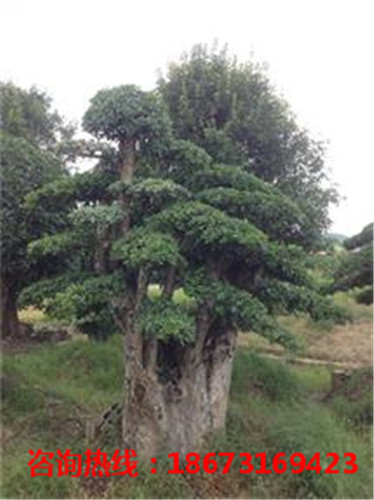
[260,352,363,370]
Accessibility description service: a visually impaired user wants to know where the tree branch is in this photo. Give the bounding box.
[162,266,176,299]
[136,267,149,310]
[142,337,158,374]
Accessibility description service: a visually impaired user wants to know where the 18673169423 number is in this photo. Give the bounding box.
[167,452,358,475]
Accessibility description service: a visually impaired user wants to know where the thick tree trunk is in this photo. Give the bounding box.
[0,280,20,338]
[122,323,237,457]
[115,137,237,456]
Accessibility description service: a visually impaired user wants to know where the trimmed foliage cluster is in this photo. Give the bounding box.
[22,84,347,344]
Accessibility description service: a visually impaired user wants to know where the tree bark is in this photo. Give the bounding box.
[119,138,136,181]
[118,138,136,235]
[94,226,111,274]
[122,321,237,457]
[162,266,176,299]
[115,135,237,456]
[1,279,20,338]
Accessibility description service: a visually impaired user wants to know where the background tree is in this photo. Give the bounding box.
[0,82,68,337]
[333,223,373,304]
[158,44,338,241]
[0,82,74,150]
[25,84,347,456]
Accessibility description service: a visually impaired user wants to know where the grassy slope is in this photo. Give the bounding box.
[239,295,373,368]
[1,327,373,499]
[1,336,124,498]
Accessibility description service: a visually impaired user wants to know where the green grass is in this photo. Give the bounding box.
[2,335,122,412]
[1,336,123,498]
[231,349,303,402]
[226,351,373,498]
[288,364,331,393]
[1,338,372,498]
[333,291,373,322]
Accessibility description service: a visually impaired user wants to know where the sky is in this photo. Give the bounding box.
[1,0,373,236]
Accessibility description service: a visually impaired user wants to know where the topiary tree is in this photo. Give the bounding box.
[333,223,373,304]
[25,85,347,456]
[83,85,172,181]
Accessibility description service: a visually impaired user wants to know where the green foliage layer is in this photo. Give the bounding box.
[22,80,348,345]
